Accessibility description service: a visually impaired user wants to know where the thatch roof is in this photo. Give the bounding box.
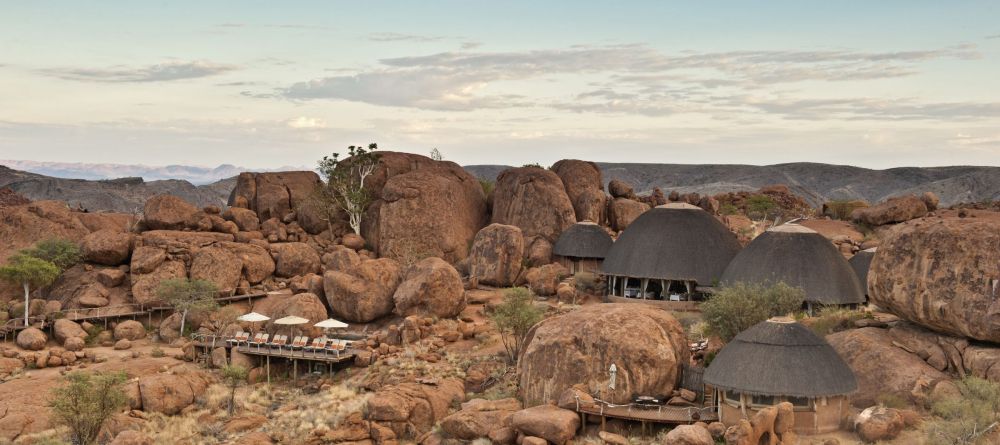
[848,248,876,295]
[704,318,858,397]
[599,206,741,284]
[553,222,614,259]
[720,224,865,305]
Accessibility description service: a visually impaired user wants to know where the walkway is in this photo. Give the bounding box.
[570,396,718,435]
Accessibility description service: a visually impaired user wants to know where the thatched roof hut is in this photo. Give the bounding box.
[719,224,865,306]
[704,317,858,398]
[553,222,613,259]
[848,247,876,296]
[600,203,741,286]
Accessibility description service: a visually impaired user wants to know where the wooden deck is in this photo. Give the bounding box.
[233,345,356,364]
[605,296,700,312]
[576,401,718,424]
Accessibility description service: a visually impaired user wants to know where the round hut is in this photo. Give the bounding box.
[848,247,876,300]
[720,224,865,311]
[600,203,742,300]
[704,317,857,435]
[552,221,614,274]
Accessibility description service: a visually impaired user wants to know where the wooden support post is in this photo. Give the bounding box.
[640,278,648,300]
[266,355,271,385]
[601,415,606,432]
[685,280,694,296]
[293,359,298,381]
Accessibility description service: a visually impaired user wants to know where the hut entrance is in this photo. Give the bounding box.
[681,364,706,404]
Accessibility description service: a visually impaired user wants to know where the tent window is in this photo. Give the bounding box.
[724,390,741,406]
[750,395,776,407]
[785,396,811,409]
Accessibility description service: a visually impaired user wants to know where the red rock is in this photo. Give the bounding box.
[607,198,649,232]
[228,171,321,223]
[852,195,928,226]
[269,242,320,277]
[189,245,242,293]
[608,180,635,199]
[81,229,133,266]
[551,159,606,225]
[143,194,198,230]
[393,257,466,319]
[223,207,260,231]
[511,405,580,445]
[324,258,402,323]
[469,224,524,287]
[492,167,576,246]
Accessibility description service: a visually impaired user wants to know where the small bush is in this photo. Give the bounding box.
[150,346,165,358]
[573,272,599,294]
[825,200,868,220]
[489,288,545,364]
[807,307,871,337]
[923,377,1000,445]
[701,282,804,341]
[479,179,495,196]
[521,163,544,169]
[84,325,105,346]
[49,371,128,445]
[719,202,739,216]
[20,238,82,271]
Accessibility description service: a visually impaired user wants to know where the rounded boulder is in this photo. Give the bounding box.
[393,257,466,319]
[81,229,133,266]
[519,304,689,407]
[324,258,402,323]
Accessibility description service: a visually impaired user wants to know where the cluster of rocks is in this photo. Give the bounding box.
[850,192,938,226]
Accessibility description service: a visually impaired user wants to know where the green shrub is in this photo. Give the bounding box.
[923,377,1000,445]
[520,163,544,169]
[808,307,871,337]
[19,238,82,271]
[150,346,165,358]
[49,371,128,445]
[701,282,804,341]
[746,195,776,220]
[479,179,495,196]
[573,272,599,294]
[489,288,545,364]
[719,203,739,215]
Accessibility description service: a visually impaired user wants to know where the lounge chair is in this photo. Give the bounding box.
[229,331,249,346]
[290,336,308,355]
[247,333,266,351]
[269,335,287,352]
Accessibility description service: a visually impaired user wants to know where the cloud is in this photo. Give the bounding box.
[43,60,237,82]
[368,32,450,43]
[278,43,980,114]
[987,34,1000,39]
[286,116,327,129]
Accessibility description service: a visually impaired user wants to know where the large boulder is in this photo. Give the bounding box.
[269,242,321,278]
[137,370,212,415]
[550,159,606,224]
[869,217,1000,342]
[607,180,635,199]
[130,260,186,306]
[129,246,166,274]
[223,207,260,232]
[366,378,465,438]
[439,398,521,440]
[468,224,524,287]
[827,328,948,402]
[228,171,321,222]
[393,257,466,319]
[324,258,402,323]
[53,319,87,345]
[81,229,133,266]
[519,304,689,406]
[143,194,198,230]
[491,167,576,245]
[368,165,487,264]
[16,327,47,350]
[852,195,928,226]
[608,198,649,232]
[114,320,147,341]
[510,405,579,445]
[189,245,242,294]
[855,406,905,443]
[218,242,275,285]
[525,263,569,296]
[663,424,713,445]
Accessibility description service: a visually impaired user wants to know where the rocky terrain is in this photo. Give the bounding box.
[0,152,998,445]
[467,162,1000,207]
[0,165,235,212]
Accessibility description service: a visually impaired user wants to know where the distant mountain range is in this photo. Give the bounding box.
[2,160,997,213]
[0,160,300,185]
[465,162,1000,207]
[0,165,235,212]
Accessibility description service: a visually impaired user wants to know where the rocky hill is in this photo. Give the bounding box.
[465,162,1000,207]
[0,165,234,212]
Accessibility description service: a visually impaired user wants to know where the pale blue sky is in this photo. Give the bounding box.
[1,1,998,169]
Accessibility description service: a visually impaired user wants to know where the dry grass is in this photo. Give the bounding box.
[262,383,370,443]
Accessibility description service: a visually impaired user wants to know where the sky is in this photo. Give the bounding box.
[1,1,999,170]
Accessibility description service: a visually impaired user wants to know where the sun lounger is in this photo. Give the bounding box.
[248,333,270,352]
[270,335,287,352]
[229,331,250,346]
[290,336,308,351]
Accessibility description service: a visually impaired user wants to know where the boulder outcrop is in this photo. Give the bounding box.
[855,406,905,443]
[827,328,948,402]
[439,398,521,440]
[519,304,689,406]
[393,257,466,319]
[324,258,402,323]
[869,217,1000,342]
[852,195,929,226]
[510,405,580,445]
[189,245,242,293]
[365,378,465,438]
[368,165,487,264]
[608,198,649,232]
[468,224,524,287]
[263,292,329,338]
[228,171,321,223]
[491,167,576,245]
[130,259,186,306]
[53,319,87,345]
[16,327,47,350]
[269,242,321,278]
[137,369,212,415]
[551,159,606,224]
[143,194,198,230]
[81,229,133,266]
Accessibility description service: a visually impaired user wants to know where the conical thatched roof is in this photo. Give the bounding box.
[600,205,741,284]
[720,224,865,305]
[848,248,876,296]
[704,318,858,397]
[553,222,614,259]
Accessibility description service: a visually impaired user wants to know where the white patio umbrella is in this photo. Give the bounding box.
[274,315,309,338]
[237,312,271,335]
[314,318,348,329]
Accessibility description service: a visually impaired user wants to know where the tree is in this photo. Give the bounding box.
[746,195,777,221]
[221,364,249,415]
[155,278,219,337]
[489,287,545,364]
[701,282,804,341]
[314,143,381,235]
[0,254,60,326]
[20,238,81,271]
[430,148,443,161]
[49,371,128,445]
